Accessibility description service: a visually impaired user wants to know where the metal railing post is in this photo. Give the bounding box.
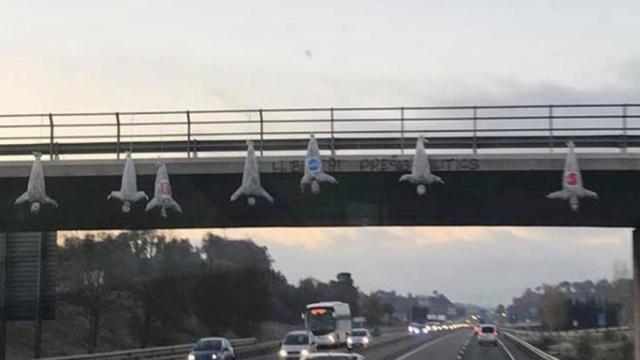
[400,107,405,155]
[622,104,628,152]
[330,108,335,156]
[472,106,478,154]
[259,109,264,156]
[186,110,192,158]
[548,105,554,152]
[115,112,121,159]
[48,114,54,160]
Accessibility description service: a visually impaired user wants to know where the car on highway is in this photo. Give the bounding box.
[407,322,429,335]
[306,352,366,360]
[476,324,499,346]
[346,328,371,350]
[426,321,442,331]
[279,331,316,360]
[188,337,235,360]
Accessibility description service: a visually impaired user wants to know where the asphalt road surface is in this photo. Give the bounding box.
[391,330,536,360]
[250,330,537,360]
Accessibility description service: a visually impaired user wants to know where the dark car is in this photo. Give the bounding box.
[188,337,235,360]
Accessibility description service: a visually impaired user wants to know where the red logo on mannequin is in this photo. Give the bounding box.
[565,172,578,186]
[160,180,171,196]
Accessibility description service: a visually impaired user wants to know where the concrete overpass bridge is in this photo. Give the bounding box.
[0,153,639,231]
[2,103,640,359]
[0,102,636,230]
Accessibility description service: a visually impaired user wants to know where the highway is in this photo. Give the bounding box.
[250,330,540,360]
[38,328,544,360]
[386,330,537,360]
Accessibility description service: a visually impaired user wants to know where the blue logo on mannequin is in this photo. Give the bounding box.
[307,157,320,172]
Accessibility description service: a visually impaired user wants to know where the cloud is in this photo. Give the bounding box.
[12,1,640,306]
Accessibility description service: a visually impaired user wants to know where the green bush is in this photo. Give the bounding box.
[535,336,555,351]
[602,330,617,342]
[618,336,633,360]
[575,334,595,360]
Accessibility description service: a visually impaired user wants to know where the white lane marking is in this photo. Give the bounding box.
[498,339,516,360]
[394,332,463,360]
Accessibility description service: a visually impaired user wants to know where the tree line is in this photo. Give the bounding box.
[56,231,425,353]
[507,278,631,331]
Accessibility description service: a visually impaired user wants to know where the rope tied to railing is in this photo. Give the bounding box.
[129,114,134,152]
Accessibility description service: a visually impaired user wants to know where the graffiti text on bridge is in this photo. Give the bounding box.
[270,158,480,173]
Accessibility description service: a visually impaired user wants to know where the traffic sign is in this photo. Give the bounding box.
[597,313,606,328]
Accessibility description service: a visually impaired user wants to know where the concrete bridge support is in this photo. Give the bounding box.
[634,229,640,360]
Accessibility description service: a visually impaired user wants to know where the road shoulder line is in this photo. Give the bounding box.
[498,339,516,360]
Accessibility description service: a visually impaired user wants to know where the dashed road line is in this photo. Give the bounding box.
[456,335,473,360]
[393,332,461,360]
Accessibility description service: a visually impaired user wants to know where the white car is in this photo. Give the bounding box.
[408,323,429,334]
[188,337,235,360]
[347,329,372,350]
[426,322,441,331]
[279,331,316,360]
[476,324,499,346]
[305,352,366,360]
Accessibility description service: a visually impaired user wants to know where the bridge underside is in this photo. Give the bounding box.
[0,169,638,231]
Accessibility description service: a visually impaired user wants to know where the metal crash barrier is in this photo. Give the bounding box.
[39,331,412,360]
[504,332,560,360]
[40,337,259,360]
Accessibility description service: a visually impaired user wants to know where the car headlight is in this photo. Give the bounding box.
[408,326,413,332]
[347,337,353,344]
[300,349,309,357]
[279,349,287,358]
[327,335,335,343]
[188,354,195,360]
[212,354,218,360]
[363,337,369,344]
[422,328,429,334]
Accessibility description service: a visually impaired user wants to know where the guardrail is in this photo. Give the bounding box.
[1,103,639,159]
[41,337,258,360]
[509,326,632,338]
[504,332,560,360]
[40,331,410,360]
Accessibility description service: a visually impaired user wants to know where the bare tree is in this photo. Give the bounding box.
[541,285,567,331]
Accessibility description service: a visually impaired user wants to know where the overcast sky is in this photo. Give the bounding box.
[162,227,630,307]
[5,1,640,306]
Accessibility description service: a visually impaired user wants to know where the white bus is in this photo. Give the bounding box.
[305,301,352,348]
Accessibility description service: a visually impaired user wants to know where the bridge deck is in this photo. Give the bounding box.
[0,153,636,230]
[5,134,640,158]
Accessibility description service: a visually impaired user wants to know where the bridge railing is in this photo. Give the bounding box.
[1,103,639,159]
